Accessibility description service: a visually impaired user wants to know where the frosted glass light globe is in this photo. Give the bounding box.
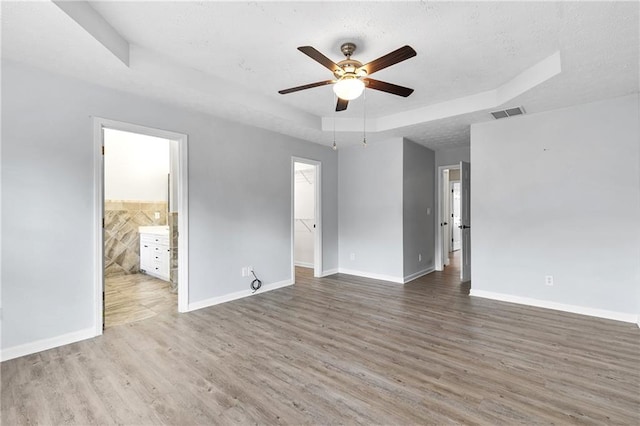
[333,77,365,101]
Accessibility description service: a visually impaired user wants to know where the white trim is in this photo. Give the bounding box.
[187,279,294,312]
[93,117,190,337]
[316,267,434,283]
[435,164,460,271]
[338,268,404,284]
[290,161,295,284]
[470,289,639,324]
[177,134,190,313]
[92,120,104,336]
[291,157,323,280]
[320,268,339,277]
[294,261,314,268]
[1,327,95,362]
[403,266,435,283]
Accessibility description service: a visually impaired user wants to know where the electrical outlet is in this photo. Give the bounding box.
[241,267,247,277]
[350,253,355,261]
[545,275,554,286]
[419,253,422,262]
[154,211,160,219]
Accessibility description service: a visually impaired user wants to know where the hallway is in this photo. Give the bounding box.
[441,249,462,278]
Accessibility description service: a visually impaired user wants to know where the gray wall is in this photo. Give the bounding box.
[435,146,470,167]
[338,137,437,282]
[470,94,640,315]
[338,138,404,280]
[403,139,436,278]
[1,60,339,350]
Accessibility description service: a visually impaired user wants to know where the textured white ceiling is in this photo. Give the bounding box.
[2,1,638,150]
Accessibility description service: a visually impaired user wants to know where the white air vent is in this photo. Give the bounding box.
[491,106,525,119]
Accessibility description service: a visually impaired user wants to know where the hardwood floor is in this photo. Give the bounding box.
[105,273,177,328]
[2,263,639,424]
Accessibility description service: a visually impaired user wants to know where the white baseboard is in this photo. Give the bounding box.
[320,268,339,277]
[403,266,435,283]
[187,278,294,312]
[470,289,639,324]
[336,267,434,284]
[294,261,314,268]
[1,327,96,362]
[338,268,404,284]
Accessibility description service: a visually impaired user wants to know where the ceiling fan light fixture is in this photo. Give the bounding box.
[280,43,416,111]
[333,76,365,100]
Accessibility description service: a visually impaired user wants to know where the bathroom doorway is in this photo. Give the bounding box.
[94,118,189,334]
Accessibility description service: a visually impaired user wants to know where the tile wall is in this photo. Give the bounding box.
[169,212,178,292]
[104,200,167,277]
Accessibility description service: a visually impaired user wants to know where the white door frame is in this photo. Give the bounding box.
[443,169,451,266]
[436,164,460,271]
[291,157,322,280]
[93,117,189,336]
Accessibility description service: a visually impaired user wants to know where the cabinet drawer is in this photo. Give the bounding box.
[150,263,168,274]
[150,255,169,278]
[151,251,169,263]
[140,234,169,246]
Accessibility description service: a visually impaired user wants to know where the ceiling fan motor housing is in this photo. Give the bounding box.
[334,59,366,78]
[334,43,367,78]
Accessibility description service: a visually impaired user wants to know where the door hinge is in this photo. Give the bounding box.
[102,218,105,228]
[101,146,105,155]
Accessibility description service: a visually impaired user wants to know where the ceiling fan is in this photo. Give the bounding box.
[279,42,417,112]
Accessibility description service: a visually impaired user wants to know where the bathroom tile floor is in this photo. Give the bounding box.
[104,273,177,328]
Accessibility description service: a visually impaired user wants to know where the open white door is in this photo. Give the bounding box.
[442,169,451,266]
[460,161,471,282]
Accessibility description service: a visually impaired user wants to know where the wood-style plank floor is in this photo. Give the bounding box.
[105,273,177,328]
[2,254,639,424]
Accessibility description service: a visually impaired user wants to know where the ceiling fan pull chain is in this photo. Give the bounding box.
[332,93,338,151]
[362,88,367,147]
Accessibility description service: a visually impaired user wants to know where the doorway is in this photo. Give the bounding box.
[291,157,322,279]
[450,181,461,252]
[93,118,189,335]
[436,161,471,282]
